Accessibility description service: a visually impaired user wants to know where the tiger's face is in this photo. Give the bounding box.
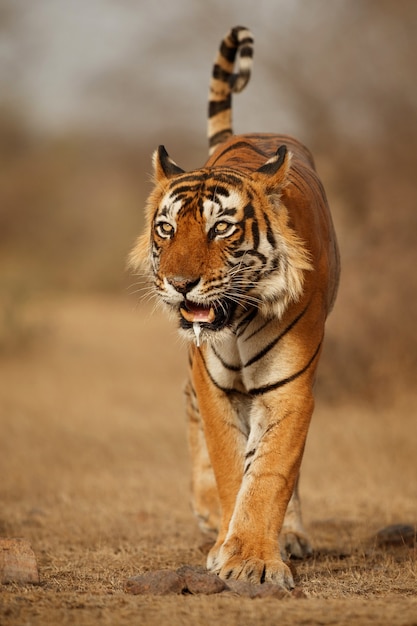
[130,145,312,345]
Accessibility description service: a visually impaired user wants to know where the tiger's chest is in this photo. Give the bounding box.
[201,309,300,396]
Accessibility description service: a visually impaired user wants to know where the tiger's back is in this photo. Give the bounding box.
[129,26,340,589]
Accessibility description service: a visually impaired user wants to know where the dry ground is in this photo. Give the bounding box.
[0,295,416,625]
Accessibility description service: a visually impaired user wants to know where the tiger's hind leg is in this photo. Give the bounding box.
[280,475,313,559]
[185,382,220,533]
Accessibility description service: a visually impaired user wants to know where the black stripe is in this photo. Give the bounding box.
[243,317,274,342]
[210,140,268,165]
[263,212,276,247]
[218,208,237,218]
[199,353,230,393]
[212,63,231,82]
[209,129,232,149]
[208,170,245,189]
[230,26,244,39]
[243,202,254,220]
[230,27,253,46]
[159,206,170,218]
[220,40,237,63]
[236,308,258,337]
[169,183,200,197]
[251,219,260,250]
[233,249,266,264]
[206,184,230,197]
[171,173,205,185]
[238,44,254,58]
[248,340,322,396]
[198,351,247,396]
[211,346,241,372]
[209,97,231,118]
[243,303,310,368]
[216,171,245,187]
[289,175,305,197]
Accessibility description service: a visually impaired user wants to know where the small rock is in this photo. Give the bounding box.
[226,579,291,599]
[177,565,228,594]
[124,565,304,598]
[375,524,416,547]
[0,538,40,585]
[125,570,185,595]
[292,587,308,599]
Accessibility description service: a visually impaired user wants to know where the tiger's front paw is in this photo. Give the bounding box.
[207,536,294,589]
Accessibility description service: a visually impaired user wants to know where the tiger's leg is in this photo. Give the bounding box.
[205,385,315,589]
[185,381,220,533]
[191,352,248,560]
[280,475,313,559]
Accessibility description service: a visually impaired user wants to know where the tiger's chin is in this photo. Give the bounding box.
[178,298,237,346]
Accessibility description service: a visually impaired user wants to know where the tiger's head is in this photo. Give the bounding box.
[129,144,312,345]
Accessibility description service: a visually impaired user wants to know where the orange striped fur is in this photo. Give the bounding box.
[129,27,340,589]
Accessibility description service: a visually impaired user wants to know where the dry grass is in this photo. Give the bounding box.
[0,296,416,625]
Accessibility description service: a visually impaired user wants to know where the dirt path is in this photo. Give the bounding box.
[0,296,416,625]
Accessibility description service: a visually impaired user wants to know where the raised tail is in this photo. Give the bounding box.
[207,26,254,156]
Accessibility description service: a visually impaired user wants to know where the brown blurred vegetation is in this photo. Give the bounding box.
[0,1,416,406]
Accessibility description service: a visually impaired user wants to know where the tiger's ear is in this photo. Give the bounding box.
[153,145,185,182]
[252,145,291,189]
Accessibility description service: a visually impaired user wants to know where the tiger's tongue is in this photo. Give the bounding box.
[180,301,215,324]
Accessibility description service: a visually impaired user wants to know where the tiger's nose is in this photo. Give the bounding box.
[167,276,200,295]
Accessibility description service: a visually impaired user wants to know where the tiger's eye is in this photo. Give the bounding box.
[213,221,234,236]
[216,222,229,232]
[156,221,174,237]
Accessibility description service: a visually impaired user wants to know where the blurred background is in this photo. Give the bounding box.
[0,0,416,404]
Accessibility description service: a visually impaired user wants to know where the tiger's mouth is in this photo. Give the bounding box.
[179,298,236,332]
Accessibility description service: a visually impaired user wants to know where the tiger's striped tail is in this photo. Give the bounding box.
[208,26,254,156]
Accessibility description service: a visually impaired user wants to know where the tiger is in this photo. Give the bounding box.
[129,26,340,589]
